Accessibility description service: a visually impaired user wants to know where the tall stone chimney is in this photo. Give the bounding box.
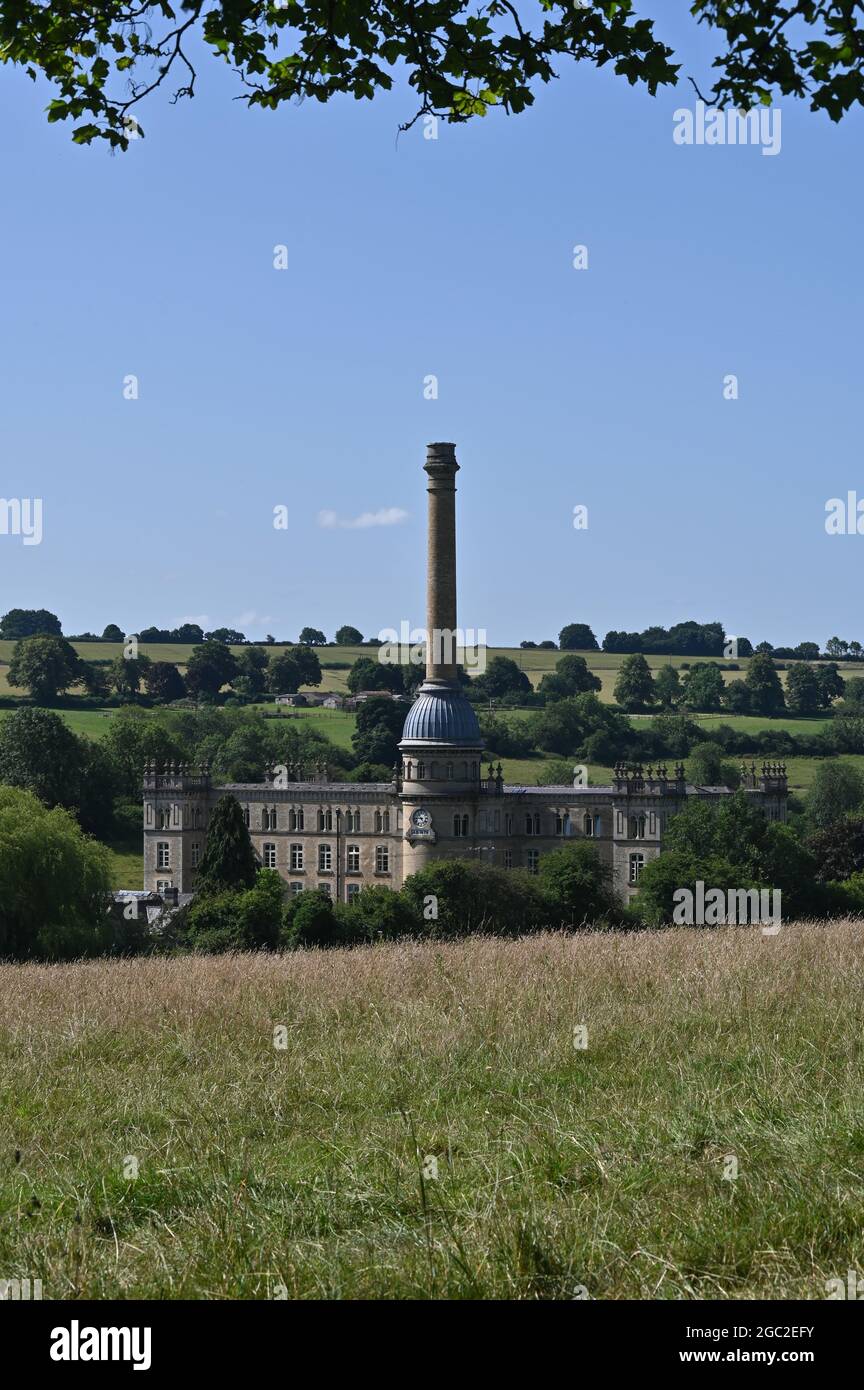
[424,442,459,686]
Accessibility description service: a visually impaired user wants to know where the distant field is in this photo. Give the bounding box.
[3,924,864,1299]
[3,640,862,700]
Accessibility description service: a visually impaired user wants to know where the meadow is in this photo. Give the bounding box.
[2,923,863,1300]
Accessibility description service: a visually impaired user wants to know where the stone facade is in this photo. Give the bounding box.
[142,442,788,902]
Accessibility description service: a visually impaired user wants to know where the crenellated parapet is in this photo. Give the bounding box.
[612,762,686,796]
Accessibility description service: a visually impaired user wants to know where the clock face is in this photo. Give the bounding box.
[413,809,432,828]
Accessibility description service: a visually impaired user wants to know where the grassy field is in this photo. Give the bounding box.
[2,924,863,1299]
[3,640,863,698]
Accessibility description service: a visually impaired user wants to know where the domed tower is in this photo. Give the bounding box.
[400,443,485,874]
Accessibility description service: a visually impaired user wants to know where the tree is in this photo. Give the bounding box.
[0,608,62,639]
[180,869,283,952]
[101,623,124,641]
[7,634,82,702]
[145,661,187,703]
[0,707,85,810]
[473,656,531,700]
[529,698,587,757]
[282,887,348,949]
[808,816,864,883]
[806,761,864,831]
[79,662,111,699]
[102,708,186,801]
[230,646,269,701]
[401,860,545,938]
[205,627,246,644]
[335,625,364,645]
[291,646,323,687]
[722,679,751,714]
[110,652,151,701]
[12,2,864,152]
[785,662,823,715]
[174,623,205,643]
[298,627,327,646]
[195,795,259,893]
[687,741,739,789]
[352,696,405,768]
[745,651,786,716]
[680,662,726,712]
[0,786,113,960]
[613,654,655,712]
[538,653,601,702]
[558,623,599,651]
[654,666,681,708]
[816,663,845,707]
[793,641,821,660]
[346,656,404,695]
[537,841,616,925]
[184,641,238,698]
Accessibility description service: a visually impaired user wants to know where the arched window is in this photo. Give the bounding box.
[405,761,413,780]
[446,762,453,779]
[462,762,468,779]
[629,816,646,839]
[318,808,332,832]
[583,812,594,837]
[453,814,461,837]
[629,852,645,884]
[461,814,469,837]
[375,810,382,833]
[382,810,390,833]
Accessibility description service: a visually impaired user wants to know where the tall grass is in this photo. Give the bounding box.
[2,923,863,1299]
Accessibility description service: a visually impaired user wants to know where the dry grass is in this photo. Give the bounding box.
[2,924,864,1300]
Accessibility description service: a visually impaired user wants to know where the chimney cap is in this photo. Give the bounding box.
[425,441,459,472]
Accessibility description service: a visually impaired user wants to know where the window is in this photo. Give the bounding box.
[347,883,361,903]
[318,844,332,872]
[446,762,453,779]
[156,879,172,894]
[382,810,390,833]
[494,810,500,833]
[375,809,391,833]
[191,843,201,868]
[629,816,646,840]
[242,806,250,828]
[453,815,469,838]
[527,850,539,874]
[318,808,333,832]
[346,810,360,832]
[376,846,390,873]
[263,843,277,868]
[157,809,170,830]
[290,843,304,871]
[193,807,202,829]
[263,807,277,831]
[525,813,540,836]
[629,853,645,885]
[289,808,305,831]
[417,762,426,779]
[556,813,571,836]
[505,814,513,835]
[503,850,513,870]
[347,844,360,873]
[583,812,595,837]
[319,881,332,897]
[289,882,304,895]
[157,842,170,869]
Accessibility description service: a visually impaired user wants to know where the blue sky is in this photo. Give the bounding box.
[0,8,861,649]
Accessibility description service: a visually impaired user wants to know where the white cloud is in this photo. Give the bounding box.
[318,506,409,530]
